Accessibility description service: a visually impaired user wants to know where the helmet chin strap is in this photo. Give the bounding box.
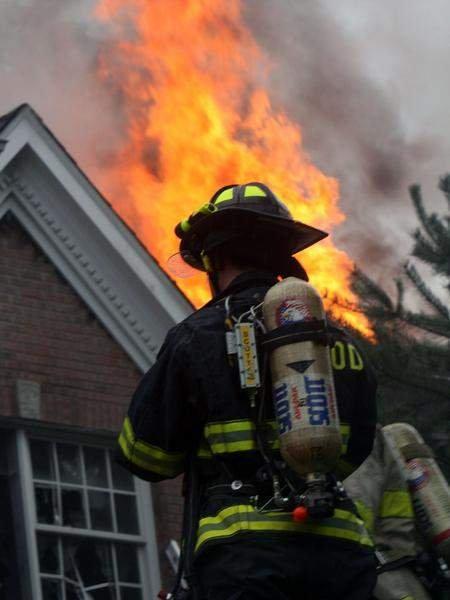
[202,251,221,297]
[207,271,221,297]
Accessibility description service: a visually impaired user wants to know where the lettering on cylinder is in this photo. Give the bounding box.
[304,376,330,426]
[274,383,292,433]
[412,496,432,532]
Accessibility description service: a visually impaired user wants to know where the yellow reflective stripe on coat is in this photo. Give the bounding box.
[204,419,279,454]
[340,422,350,454]
[195,505,373,551]
[354,500,375,535]
[380,490,414,519]
[204,420,350,456]
[197,438,213,459]
[118,417,184,477]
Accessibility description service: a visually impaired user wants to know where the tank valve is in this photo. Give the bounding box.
[302,473,335,519]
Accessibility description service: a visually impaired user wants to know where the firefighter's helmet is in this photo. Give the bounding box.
[174,182,328,272]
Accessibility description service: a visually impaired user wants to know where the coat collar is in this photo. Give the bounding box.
[205,271,278,307]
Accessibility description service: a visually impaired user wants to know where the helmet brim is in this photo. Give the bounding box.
[179,207,328,271]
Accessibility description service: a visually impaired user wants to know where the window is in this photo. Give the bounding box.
[16,431,160,600]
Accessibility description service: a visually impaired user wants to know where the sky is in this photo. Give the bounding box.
[1,0,448,297]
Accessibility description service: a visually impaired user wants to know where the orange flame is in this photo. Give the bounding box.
[94,0,371,336]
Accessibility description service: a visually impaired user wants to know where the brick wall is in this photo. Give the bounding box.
[153,477,185,588]
[0,214,184,587]
[0,214,142,429]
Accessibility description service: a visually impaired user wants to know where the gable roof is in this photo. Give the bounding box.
[0,104,27,133]
[0,104,193,372]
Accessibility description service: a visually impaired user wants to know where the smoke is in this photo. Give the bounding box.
[0,0,449,288]
[244,0,450,284]
[0,0,124,172]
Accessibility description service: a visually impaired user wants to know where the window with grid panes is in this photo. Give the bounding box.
[29,438,147,600]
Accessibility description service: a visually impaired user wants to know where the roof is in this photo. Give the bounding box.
[0,104,28,134]
[0,103,193,371]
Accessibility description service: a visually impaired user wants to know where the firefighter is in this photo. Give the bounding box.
[116,182,378,599]
[345,425,448,600]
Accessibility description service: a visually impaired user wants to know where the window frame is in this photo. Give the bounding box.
[16,428,161,600]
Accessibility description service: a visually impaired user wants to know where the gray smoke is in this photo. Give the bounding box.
[244,0,450,286]
[0,0,124,171]
[1,0,449,290]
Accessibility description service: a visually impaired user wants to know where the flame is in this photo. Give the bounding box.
[94,0,371,336]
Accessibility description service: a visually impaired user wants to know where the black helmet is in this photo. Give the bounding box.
[175,182,328,271]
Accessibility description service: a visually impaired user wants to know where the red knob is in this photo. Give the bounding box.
[292,506,308,522]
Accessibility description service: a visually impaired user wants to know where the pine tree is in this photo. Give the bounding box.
[347,175,450,474]
[404,175,450,336]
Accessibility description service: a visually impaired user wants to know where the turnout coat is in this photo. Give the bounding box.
[116,272,377,556]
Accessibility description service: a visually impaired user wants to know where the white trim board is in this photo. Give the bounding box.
[0,105,193,372]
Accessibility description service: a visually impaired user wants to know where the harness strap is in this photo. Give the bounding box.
[400,442,434,461]
[376,554,418,574]
[261,319,333,353]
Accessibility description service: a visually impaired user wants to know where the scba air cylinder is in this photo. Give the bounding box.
[383,423,450,563]
[263,277,341,476]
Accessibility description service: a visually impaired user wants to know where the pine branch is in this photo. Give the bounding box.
[405,262,450,319]
[426,212,450,244]
[412,342,450,369]
[409,185,439,243]
[438,174,450,208]
[352,268,394,312]
[399,312,450,338]
[377,367,449,400]
[410,184,450,253]
[412,229,450,277]
[395,278,405,316]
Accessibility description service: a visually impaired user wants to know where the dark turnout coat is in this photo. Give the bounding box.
[116,272,377,557]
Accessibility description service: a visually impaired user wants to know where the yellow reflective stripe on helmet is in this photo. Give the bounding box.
[118,417,184,477]
[214,188,234,205]
[354,500,375,535]
[204,419,280,454]
[244,184,266,197]
[195,505,373,551]
[198,203,217,215]
[179,203,217,235]
[180,219,191,233]
[380,490,414,519]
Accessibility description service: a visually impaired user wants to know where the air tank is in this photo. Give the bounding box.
[383,423,450,563]
[263,277,341,476]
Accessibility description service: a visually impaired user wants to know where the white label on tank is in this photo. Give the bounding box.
[273,374,338,434]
